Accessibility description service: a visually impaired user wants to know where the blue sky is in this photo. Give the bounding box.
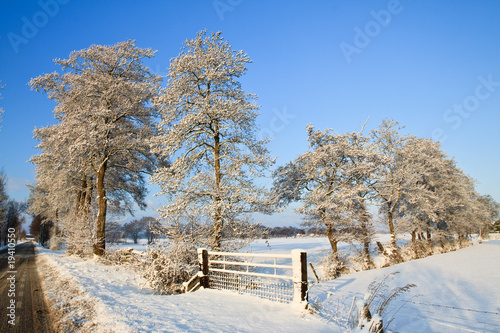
[1,0,499,227]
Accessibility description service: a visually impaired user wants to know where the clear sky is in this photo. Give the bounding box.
[1,0,499,227]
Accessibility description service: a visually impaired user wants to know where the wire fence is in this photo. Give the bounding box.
[314,286,500,332]
[209,271,295,303]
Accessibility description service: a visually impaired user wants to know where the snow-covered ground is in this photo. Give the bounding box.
[35,235,500,332]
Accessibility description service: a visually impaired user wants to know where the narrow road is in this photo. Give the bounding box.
[0,242,53,332]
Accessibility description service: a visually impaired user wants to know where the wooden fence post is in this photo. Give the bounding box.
[291,249,308,304]
[198,248,209,288]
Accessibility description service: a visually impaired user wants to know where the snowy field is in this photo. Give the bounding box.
[35,235,500,332]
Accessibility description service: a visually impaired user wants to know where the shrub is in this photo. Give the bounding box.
[141,242,199,294]
[99,247,143,267]
[321,252,349,280]
[378,242,404,268]
[402,240,432,260]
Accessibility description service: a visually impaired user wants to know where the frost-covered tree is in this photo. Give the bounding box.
[494,219,500,233]
[124,219,146,244]
[28,121,87,251]
[143,216,162,244]
[442,171,487,240]
[392,137,452,242]
[106,221,124,244]
[373,129,489,245]
[151,31,274,251]
[3,200,26,243]
[476,195,500,237]
[369,119,415,247]
[30,40,162,255]
[273,124,378,262]
[29,123,80,221]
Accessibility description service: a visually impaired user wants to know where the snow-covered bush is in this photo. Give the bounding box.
[321,252,349,280]
[141,242,199,294]
[99,247,143,267]
[457,236,473,249]
[402,240,432,260]
[377,241,405,268]
[347,247,377,272]
[49,233,65,251]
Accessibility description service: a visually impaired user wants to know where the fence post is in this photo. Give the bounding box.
[198,248,209,288]
[291,249,308,304]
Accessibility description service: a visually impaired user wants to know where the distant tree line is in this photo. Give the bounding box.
[85,216,163,245]
[265,225,326,238]
[0,170,28,246]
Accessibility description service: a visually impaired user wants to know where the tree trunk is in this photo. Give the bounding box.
[94,160,108,256]
[75,173,92,216]
[387,205,396,246]
[212,120,223,250]
[326,225,338,260]
[75,175,83,215]
[359,202,374,269]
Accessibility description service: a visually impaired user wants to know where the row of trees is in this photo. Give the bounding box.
[108,217,161,244]
[0,170,27,246]
[26,31,499,259]
[266,225,326,238]
[273,120,500,266]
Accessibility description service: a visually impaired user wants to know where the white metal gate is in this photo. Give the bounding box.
[195,248,308,304]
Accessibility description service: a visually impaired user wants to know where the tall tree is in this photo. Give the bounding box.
[477,195,500,237]
[151,31,274,251]
[273,125,378,261]
[30,40,161,255]
[3,200,25,244]
[124,219,146,244]
[369,119,413,247]
[142,216,161,244]
[393,137,451,242]
[29,122,80,223]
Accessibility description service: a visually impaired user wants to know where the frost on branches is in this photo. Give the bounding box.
[151,31,275,251]
[273,123,378,274]
[273,118,499,276]
[29,40,161,256]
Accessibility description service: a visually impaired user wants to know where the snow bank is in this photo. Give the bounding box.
[35,236,500,332]
[309,238,500,332]
[35,246,334,332]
